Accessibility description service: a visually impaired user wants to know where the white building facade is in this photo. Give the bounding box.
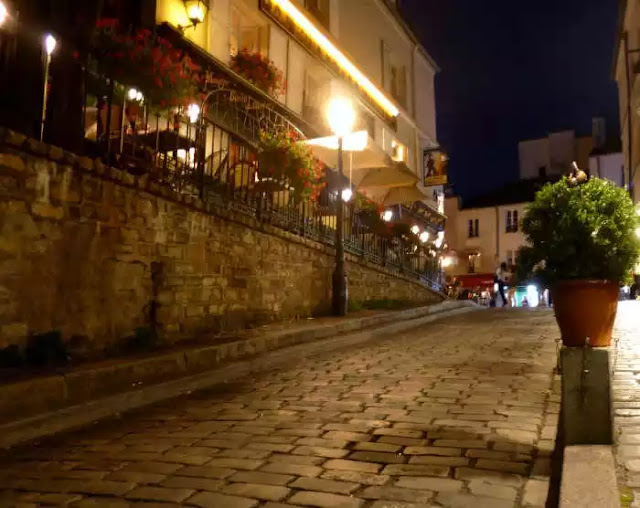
[156,0,441,210]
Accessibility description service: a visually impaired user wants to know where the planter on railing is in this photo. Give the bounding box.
[230,50,285,98]
[88,18,205,109]
[256,130,325,202]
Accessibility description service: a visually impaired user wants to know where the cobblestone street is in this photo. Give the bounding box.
[0,309,560,508]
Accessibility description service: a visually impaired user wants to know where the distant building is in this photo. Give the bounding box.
[443,179,548,283]
[444,118,622,287]
[518,130,592,180]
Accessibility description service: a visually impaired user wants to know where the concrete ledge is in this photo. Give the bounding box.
[0,300,479,448]
[560,446,619,508]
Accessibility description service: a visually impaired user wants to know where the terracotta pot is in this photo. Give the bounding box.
[552,280,619,347]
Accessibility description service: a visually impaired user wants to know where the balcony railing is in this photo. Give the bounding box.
[0,32,444,293]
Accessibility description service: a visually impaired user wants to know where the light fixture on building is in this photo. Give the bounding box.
[419,231,429,243]
[441,256,453,268]
[435,230,445,249]
[187,103,201,123]
[382,210,393,222]
[410,225,420,235]
[341,188,353,202]
[0,1,8,27]
[268,0,399,118]
[181,0,209,30]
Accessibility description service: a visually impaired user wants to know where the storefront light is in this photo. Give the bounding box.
[269,0,399,118]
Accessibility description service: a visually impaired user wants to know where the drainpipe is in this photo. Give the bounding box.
[624,32,635,199]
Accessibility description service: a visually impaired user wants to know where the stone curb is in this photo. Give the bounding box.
[560,446,619,508]
[0,301,479,448]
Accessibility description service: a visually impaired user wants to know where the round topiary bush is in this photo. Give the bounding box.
[517,177,640,285]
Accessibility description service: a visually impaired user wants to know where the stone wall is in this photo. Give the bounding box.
[0,130,443,354]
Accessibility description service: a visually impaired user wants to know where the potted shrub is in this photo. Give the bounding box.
[517,176,640,346]
[257,130,326,202]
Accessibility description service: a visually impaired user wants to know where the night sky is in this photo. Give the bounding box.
[401,0,621,200]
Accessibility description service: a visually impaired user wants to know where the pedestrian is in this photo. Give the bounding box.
[495,262,508,307]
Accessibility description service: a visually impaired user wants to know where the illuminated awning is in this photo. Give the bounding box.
[305,131,390,173]
[357,162,418,190]
[380,184,429,206]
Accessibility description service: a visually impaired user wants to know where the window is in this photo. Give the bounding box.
[230,5,270,57]
[468,254,479,274]
[506,210,518,233]
[468,219,479,238]
[391,139,407,162]
[538,166,547,178]
[382,41,407,109]
[305,0,331,30]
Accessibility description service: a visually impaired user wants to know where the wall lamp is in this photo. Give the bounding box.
[180,0,209,32]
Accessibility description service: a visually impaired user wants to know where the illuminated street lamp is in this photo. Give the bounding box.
[40,33,57,141]
[382,210,393,222]
[341,187,353,202]
[419,231,430,243]
[327,96,356,316]
[411,225,420,235]
[0,1,8,27]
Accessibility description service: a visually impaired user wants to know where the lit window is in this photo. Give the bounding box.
[391,139,407,162]
[230,5,270,57]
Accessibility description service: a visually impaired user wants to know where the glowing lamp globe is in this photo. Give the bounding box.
[327,97,355,138]
[0,1,7,27]
[184,0,208,25]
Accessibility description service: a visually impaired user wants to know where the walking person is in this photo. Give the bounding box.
[495,262,509,307]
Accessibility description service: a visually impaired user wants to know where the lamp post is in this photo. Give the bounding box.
[40,34,57,142]
[328,97,355,316]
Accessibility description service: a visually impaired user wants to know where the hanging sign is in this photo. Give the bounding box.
[423,148,448,186]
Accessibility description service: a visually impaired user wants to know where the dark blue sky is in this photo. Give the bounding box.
[402,0,621,199]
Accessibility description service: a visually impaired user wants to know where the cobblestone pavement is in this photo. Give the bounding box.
[0,309,560,508]
[611,301,640,507]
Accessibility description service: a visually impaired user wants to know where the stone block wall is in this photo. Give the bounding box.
[0,131,443,354]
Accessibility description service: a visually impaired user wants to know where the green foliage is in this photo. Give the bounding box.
[517,177,640,285]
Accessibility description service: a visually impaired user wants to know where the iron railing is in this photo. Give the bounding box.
[53,66,445,292]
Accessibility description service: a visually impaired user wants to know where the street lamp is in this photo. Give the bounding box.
[0,1,8,27]
[40,33,57,141]
[327,96,356,316]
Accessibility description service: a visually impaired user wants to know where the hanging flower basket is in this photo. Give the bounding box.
[230,50,285,97]
[89,18,205,109]
[256,130,325,202]
[355,193,386,233]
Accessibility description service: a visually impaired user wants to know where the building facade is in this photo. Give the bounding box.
[156,0,440,208]
[518,130,592,180]
[614,0,640,200]
[444,197,528,278]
